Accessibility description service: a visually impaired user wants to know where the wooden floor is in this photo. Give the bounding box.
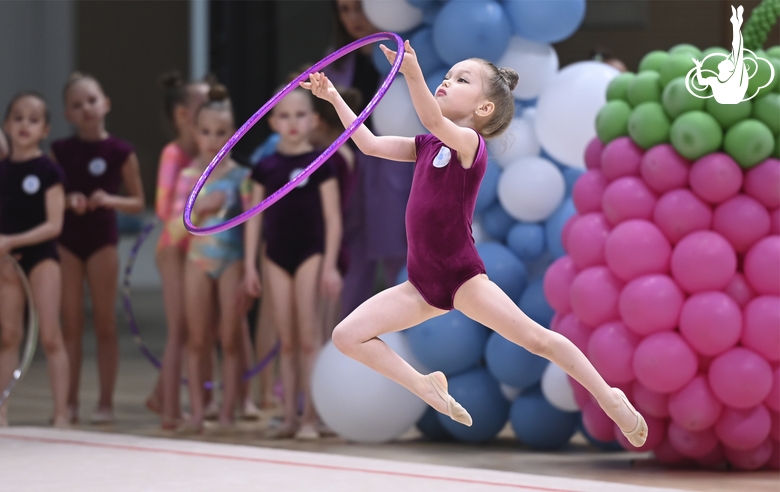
[2,288,778,492]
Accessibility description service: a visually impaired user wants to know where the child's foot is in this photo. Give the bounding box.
[67,404,79,424]
[421,372,472,427]
[145,395,161,415]
[266,420,297,439]
[240,400,261,420]
[176,419,204,435]
[609,388,647,447]
[295,422,320,441]
[52,416,70,429]
[90,408,115,425]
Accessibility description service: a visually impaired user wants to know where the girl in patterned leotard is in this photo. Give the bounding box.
[302,40,649,448]
[0,93,70,427]
[52,74,146,424]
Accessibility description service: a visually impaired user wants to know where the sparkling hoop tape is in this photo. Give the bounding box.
[184,31,404,235]
[0,258,39,407]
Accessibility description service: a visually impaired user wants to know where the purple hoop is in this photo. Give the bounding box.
[184,32,404,235]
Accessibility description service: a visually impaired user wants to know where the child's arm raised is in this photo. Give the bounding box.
[319,176,343,300]
[300,73,416,163]
[0,184,65,255]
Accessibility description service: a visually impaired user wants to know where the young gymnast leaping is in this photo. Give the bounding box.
[301,40,648,446]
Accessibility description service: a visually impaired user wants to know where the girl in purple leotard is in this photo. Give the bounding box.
[52,73,146,424]
[302,40,649,448]
[0,93,70,427]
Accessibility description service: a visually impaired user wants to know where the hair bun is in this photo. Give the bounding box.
[160,70,184,90]
[208,84,230,103]
[498,67,519,92]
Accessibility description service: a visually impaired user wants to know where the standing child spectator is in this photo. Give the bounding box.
[244,87,342,440]
[52,73,145,424]
[0,93,70,427]
[0,129,8,160]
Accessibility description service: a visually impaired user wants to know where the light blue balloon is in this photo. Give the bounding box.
[395,264,409,285]
[504,0,586,43]
[416,406,454,441]
[426,67,449,94]
[410,27,447,76]
[518,278,555,327]
[406,311,489,376]
[475,159,500,214]
[421,1,442,26]
[544,197,576,258]
[481,202,516,243]
[562,167,585,196]
[436,367,510,442]
[432,0,512,65]
[506,222,545,261]
[485,331,548,390]
[510,386,579,450]
[523,251,554,282]
[476,242,528,301]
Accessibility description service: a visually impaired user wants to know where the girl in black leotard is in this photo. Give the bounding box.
[0,93,70,428]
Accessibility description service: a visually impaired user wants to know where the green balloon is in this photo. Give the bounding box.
[638,51,668,73]
[724,119,774,168]
[662,77,706,119]
[606,73,635,101]
[627,71,662,106]
[628,102,671,149]
[669,43,702,59]
[670,110,723,159]
[767,46,780,59]
[701,48,728,76]
[703,46,730,57]
[747,55,779,99]
[596,100,632,144]
[659,53,697,87]
[753,93,780,134]
[706,98,753,129]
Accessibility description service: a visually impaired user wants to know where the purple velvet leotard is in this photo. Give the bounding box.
[406,133,488,311]
[0,155,66,274]
[51,136,134,262]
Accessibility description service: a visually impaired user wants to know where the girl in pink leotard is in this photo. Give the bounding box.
[302,40,649,447]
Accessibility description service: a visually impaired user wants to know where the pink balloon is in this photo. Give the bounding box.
[569,266,623,327]
[572,169,608,214]
[567,213,610,269]
[771,208,780,235]
[695,443,726,468]
[582,400,617,442]
[554,313,593,354]
[584,136,604,170]
[766,366,780,413]
[560,214,577,254]
[671,231,737,293]
[601,136,643,181]
[744,236,780,296]
[742,296,780,362]
[767,440,780,470]
[744,158,780,209]
[652,188,713,244]
[709,347,773,408]
[724,439,773,470]
[543,256,578,315]
[679,292,742,356]
[550,312,562,331]
[632,380,671,419]
[689,152,743,204]
[698,353,716,373]
[619,274,684,336]
[668,375,723,432]
[723,272,756,307]
[653,436,690,464]
[602,177,657,225]
[771,410,779,441]
[613,414,666,452]
[604,220,671,282]
[587,321,639,385]
[667,421,719,458]
[716,405,772,451]
[633,331,698,394]
[640,144,691,194]
[712,195,771,252]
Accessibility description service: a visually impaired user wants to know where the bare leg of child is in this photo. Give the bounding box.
[59,246,86,423]
[0,256,25,426]
[216,262,244,426]
[255,292,279,411]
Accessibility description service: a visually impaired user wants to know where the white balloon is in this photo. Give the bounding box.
[488,117,540,168]
[535,61,620,168]
[497,157,565,222]
[373,78,427,137]
[312,333,428,443]
[500,383,522,401]
[363,0,423,32]
[541,362,580,412]
[497,37,559,100]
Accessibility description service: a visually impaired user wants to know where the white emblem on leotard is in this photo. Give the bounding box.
[290,168,309,188]
[88,157,107,176]
[22,175,41,195]
[433,146,451,168]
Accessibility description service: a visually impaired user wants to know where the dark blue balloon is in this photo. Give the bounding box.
[407,311,489,376]
[436,367,510,442]
[416,406,454,441]
[523,251,554,282]
[475,159,500,215]
[504,0,586,43]
[410,27,447,75]
[408,0,436,7]
[481,202,516,243]
[475,242,527,301]
[544,197,576,258]
[518,278,555,327]
[395,264,408,285]
[562,167,585,197]
[421,1,443,26]
[510,386,579,450]
[506,222,545,261]
[433,0,512,64]
[484,331,548,390]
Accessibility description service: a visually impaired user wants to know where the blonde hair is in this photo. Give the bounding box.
[471,59,519,139]
[63,72,105,100]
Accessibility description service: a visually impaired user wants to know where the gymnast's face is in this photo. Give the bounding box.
[336,0,377,40]
[3,96,50,151]
[269,91,319,146]
[195,108,234,161]
[65,78,111,131]
[435,60,490,122]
